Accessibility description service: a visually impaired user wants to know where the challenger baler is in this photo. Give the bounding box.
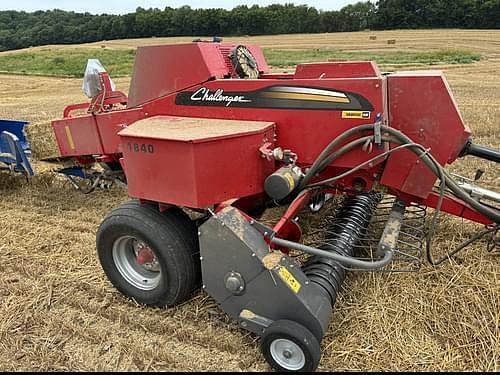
[51,42,499,372]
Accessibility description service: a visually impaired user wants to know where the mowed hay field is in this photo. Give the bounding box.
[0,29,499,371]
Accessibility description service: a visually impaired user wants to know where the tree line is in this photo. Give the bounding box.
[0,0,498,51]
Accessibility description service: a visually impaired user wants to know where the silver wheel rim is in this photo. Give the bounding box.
[112,235,161,291]
[270,338,306,371]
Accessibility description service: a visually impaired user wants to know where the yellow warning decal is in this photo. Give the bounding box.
[65,126,76,150]
[342,111,371,119]
[278,266,301,294]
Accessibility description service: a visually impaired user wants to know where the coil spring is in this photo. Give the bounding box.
[302,192,382,306]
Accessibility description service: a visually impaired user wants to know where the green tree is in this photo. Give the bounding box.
[0,1,498,51]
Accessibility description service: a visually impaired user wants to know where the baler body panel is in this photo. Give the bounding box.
[119,116,275,208]
[127,43,269,108]
[380,71,471,199]
[146,77,385,167]
[51,42,474,212]
[95,108,145,155]
[52,114,104,157]
[294,61,381,79]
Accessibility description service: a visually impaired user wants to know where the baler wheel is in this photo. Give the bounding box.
[96,200,200,307]
[260,320,321,372]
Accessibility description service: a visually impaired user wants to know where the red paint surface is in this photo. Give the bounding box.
[51,42,488,225]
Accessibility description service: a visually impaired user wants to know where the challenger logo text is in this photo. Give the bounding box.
[190,87,252,107]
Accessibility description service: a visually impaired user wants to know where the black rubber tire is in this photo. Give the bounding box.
[261,320,321,372]
[96,200,200,307]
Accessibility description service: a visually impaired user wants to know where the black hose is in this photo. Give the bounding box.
[300,124,376,188]
[277,123,499,270]
[271,237,394,270]
[315,136,373,173]
[461,141,500,163]
[301,124,500,224]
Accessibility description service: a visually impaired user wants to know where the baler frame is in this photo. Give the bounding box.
[49,41,499,372]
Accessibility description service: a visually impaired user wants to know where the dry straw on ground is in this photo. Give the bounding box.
[25,121,60,160]
[0,29,499,371]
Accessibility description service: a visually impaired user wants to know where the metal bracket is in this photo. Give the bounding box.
[249,219,275,239]
[258,142,274,160]
[377,199,406,257]
[374,113,383,146]
[238,310,273,334]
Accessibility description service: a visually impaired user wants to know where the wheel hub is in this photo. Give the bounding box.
[270,338,306,371]
[112,236,162,291]
[134,242,160,272]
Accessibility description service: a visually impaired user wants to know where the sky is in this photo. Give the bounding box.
[0,0,361,14]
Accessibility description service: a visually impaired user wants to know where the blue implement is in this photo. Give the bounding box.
[0,119,34,176]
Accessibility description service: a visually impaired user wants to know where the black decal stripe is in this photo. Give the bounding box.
[176,86,374,112]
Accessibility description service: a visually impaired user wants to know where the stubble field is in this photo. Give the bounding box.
[0,29,499,371]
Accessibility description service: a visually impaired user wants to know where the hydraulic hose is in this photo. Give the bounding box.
[300,124,377,187]
[278,123,498,270]
[300,124,500,224]
[380,128,499,224]
[271,236,394,270]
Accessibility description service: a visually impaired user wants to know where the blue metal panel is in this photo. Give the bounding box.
[0,119,34,176]
[0,119,30,151]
